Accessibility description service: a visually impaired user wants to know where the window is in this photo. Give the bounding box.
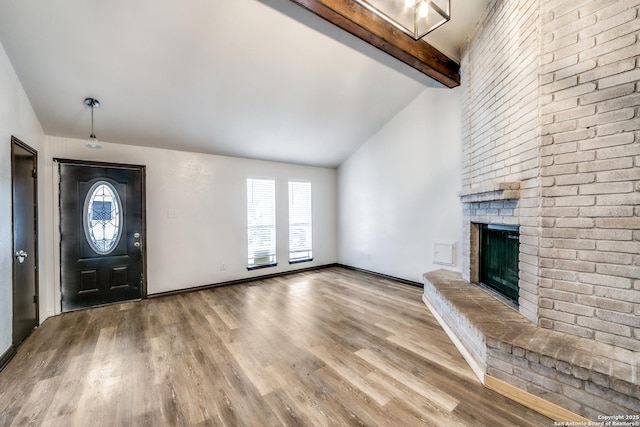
[83,181,122,255]
[247,178,276,269]
[289,181,312,263]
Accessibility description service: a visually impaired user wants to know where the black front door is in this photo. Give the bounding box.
[11,137,39,346]
[59,161,145,311]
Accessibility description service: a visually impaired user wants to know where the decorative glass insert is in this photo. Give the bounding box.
[83,181,123,255]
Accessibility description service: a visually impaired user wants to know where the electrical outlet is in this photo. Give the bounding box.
[220,263,226,270]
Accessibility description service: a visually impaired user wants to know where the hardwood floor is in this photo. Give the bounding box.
[0,267,552,426]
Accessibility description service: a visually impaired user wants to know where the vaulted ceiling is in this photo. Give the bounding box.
[0,0,489,167]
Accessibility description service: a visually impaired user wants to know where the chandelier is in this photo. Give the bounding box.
[353,0,450,40]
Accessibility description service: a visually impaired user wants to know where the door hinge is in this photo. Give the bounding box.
[32,168,37,178]
[33,295,38,304]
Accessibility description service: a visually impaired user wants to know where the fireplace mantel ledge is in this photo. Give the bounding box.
[458,181,520,203]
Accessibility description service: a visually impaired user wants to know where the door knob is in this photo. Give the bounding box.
[15,250,28,264]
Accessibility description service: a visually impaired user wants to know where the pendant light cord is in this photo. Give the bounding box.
[90,103,95,136]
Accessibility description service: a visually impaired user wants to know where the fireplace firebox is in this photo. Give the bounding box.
[480,224,519,304]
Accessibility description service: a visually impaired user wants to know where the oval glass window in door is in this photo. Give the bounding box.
[83,181,123,254]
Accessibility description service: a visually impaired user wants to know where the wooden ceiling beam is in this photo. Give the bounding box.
[288,0,460,88]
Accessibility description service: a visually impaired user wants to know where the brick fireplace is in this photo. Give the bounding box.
[460,188,526,311]
[423,0,640,421]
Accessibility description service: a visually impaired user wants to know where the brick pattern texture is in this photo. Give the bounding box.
[460,0,541,323]
[424,270,640,420]
[539,0,640,353]
[462,0,640,352]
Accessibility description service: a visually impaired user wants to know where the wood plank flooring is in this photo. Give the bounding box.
[0,267,552,426]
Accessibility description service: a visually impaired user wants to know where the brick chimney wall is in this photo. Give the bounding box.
[538,0,640,352]
[460,0,541,323]
[461,0,640,351]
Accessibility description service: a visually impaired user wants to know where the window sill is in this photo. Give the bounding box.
[247,262,277,271]
[289,258,313,265]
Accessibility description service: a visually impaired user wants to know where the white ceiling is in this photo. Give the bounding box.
[0,0,489,168]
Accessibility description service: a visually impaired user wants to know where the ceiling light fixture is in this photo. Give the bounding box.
[354,0,450,40]
[84,97,101,149]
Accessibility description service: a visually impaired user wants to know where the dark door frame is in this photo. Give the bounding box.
[55,158,148,309]
[11,136,39,345]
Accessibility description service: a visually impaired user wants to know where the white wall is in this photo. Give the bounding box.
[337,87,462,282]
[42,137,337,314]
[0,41,45,356]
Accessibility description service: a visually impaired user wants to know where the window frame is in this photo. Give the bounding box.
[246,177,277,270]
[288,180,313,264]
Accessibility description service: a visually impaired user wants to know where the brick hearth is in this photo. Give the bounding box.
[423,269,639,420]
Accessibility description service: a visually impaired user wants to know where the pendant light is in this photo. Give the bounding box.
[354,0,450,40]
[84,97,101,149]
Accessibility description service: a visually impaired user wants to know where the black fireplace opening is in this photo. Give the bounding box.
[480,224,520,304]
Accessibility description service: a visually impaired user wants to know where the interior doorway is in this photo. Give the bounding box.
[58,160,146,311]
[11,136,39,347]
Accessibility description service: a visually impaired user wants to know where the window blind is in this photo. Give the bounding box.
[247,178,276,267]
[288,181,312,262]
